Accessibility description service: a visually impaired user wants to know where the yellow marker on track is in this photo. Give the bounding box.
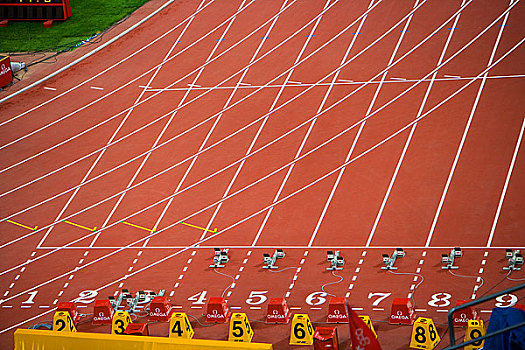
[63,220,97,232]
[121,221,156,233]
[4,219,38,231]
[180,221,217,233]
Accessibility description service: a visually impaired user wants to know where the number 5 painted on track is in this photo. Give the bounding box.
[246,291,268,305]
[368,292,392,306]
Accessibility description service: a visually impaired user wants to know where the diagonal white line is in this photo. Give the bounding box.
[425,0,515,247]
[1,36,521,333]
[37,0,209,249]
[486,117,525,247]
[88,0,249,247]
[366,0,467,247]
[0,0,510,276]
[196,0,322,242]
[0,0,484,259]
[309,0,419,248]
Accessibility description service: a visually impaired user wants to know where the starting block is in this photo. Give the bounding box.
[326,250,344,271]
[464,319,485,350]
[453,300,479,327]
[124,323,149,336]
[57,302,80,325]
[504,249,523,271]
[263,249,285,269]
[313,326,339,350]
[441,247,462,270]
[206,297,230,323]
[382,248,405,270]
[326,297,348,323]
[210,248,229,268]
[148,296,173,322]
[409,317,440,349]
[92,299,114,325]
[266,297,291,324]
[289,314,314,345]
[389,298,416,325]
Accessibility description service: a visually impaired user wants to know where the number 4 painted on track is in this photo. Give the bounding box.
[368,292,392,306]
[188,291,207,305]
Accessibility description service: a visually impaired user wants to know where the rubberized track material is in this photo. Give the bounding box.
[0,0,524,348]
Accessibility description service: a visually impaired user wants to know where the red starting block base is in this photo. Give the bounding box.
[0,20,8,27]
[266,298,291,324]
[92,299,114,325]
[327,297,348,323]
[314,326,339,350]
[148,296,173,322]
[43,20,54,28]
[124,323,149,336]
[389,298,416,325]
[206,297,230,323]
[57,302,80,325]
[453,300,479,327]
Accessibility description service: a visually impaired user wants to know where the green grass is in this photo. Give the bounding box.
[0,0,151,53]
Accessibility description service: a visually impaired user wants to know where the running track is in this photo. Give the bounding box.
[0,0,524,348]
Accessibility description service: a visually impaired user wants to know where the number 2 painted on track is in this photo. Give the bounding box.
[73,290,98,304]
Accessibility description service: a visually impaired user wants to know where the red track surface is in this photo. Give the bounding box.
[1,0,524,348]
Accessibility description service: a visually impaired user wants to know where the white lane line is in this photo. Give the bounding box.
[187,0,294,242]
[0,0,424,233]
[90,86,104,90]
[366,0,464,247]
[486,117,525,247]
[306,0,378,248]
[43,87,57,91]
[0,2,512,286]
[95,0,243,248]
[0,0,312,170]
[0,1,351,240]
[0,44,519,318]
[199,0,331,243]
[390,77,406,81]
[139,74,525,91]
[425,3,512,247]
[0,1,498,282]
[444,74,461,78]
[311,0,418,247]
[37,245,525,249]
[253,0,360,246]
[37,3,205,250]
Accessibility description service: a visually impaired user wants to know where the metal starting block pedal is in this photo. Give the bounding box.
[108,289,165,314]
[326,250,344,271]
[263,249,285,269]
[441,247,462,270]
[504,249,523,271]
[210,248,229,268]
[381,248,405,270]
